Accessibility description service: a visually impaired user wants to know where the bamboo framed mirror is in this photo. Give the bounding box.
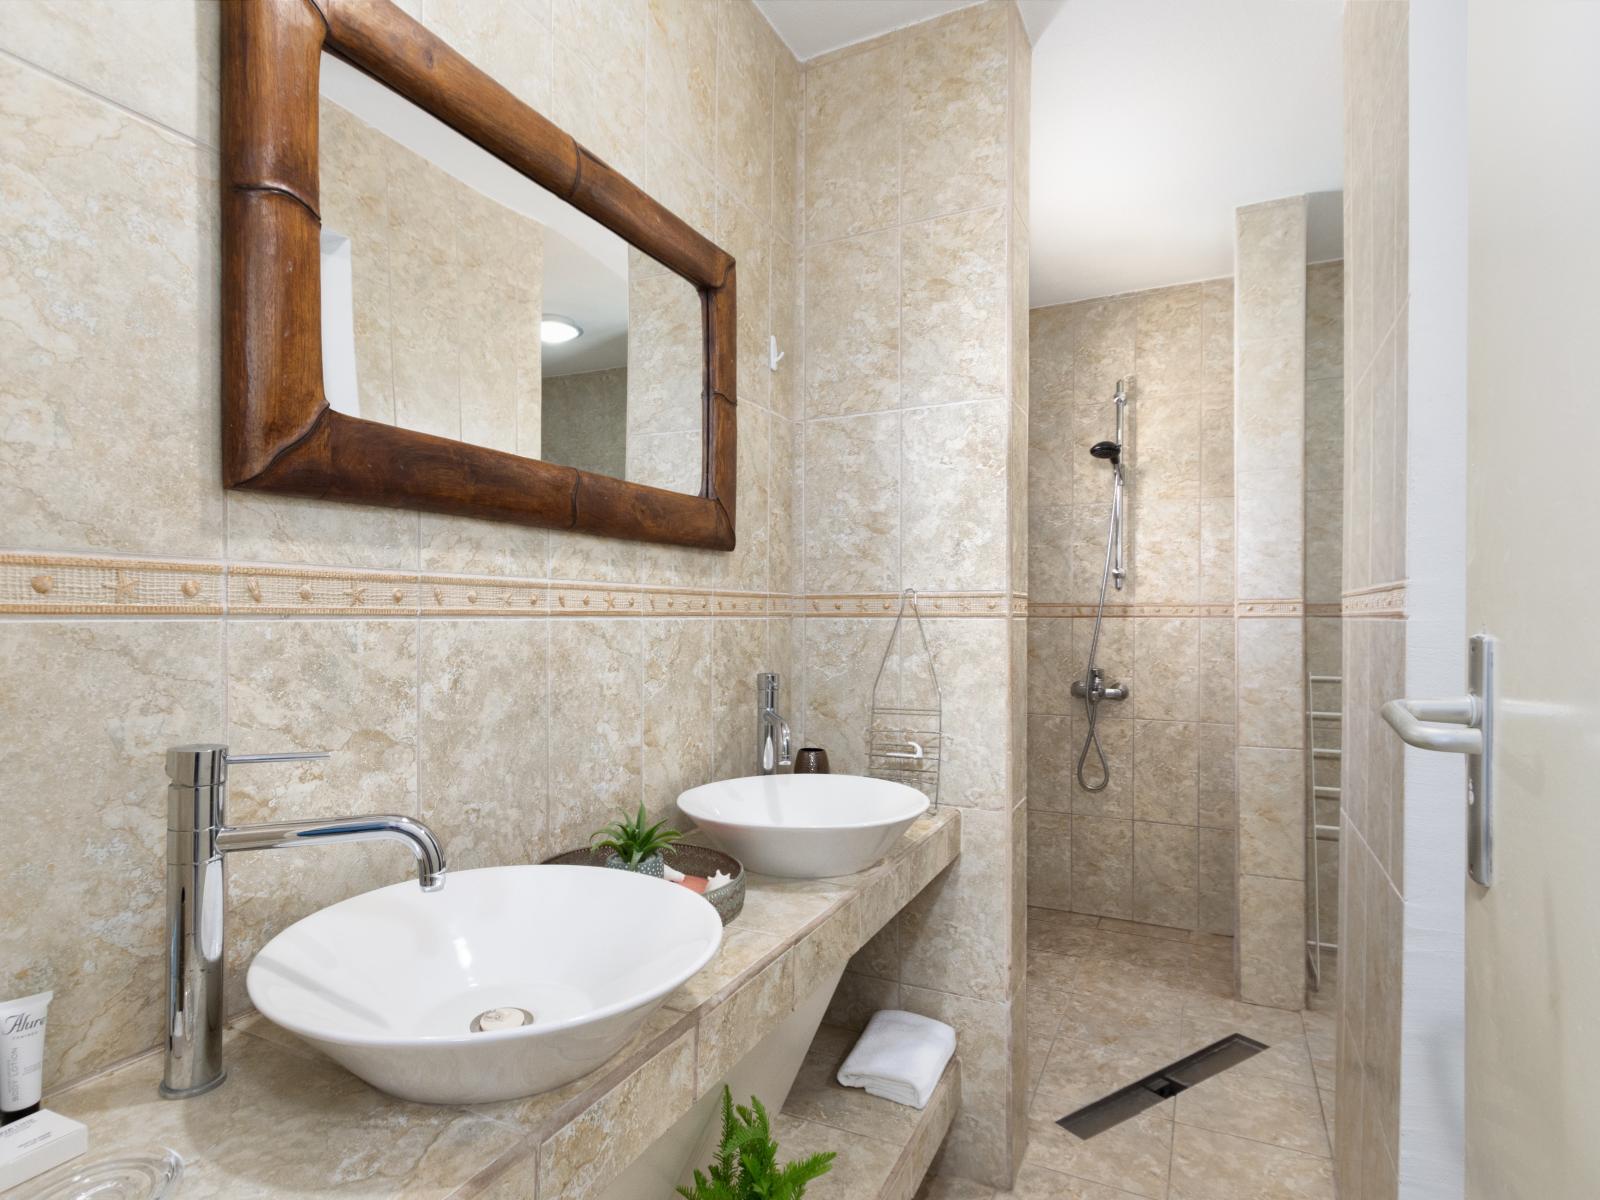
[221,0,737,550]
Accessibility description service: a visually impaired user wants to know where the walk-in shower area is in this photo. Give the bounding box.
[1025,210,1345,994]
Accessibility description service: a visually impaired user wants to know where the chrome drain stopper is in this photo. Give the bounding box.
[470,1006,535,1033]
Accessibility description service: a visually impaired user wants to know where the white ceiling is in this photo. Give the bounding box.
[756,0,1344,306]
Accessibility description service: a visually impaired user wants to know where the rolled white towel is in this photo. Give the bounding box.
[836,1009,957,1109]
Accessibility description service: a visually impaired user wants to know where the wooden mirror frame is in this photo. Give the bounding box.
[221,0,736,550]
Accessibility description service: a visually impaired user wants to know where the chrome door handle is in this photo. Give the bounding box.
[1379,697,1482,754]
[1377,634,1497,887]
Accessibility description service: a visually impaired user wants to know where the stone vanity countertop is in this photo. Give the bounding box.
[40,809,961,1200]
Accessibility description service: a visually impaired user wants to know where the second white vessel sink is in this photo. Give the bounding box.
[246,864,722,1104]
[677,774,928,878]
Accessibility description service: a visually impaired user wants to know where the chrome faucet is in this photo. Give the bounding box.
[160,744,446,1099]
[756,672,793,775]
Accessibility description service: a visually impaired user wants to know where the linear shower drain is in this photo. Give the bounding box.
[1055,1033,1268,1139]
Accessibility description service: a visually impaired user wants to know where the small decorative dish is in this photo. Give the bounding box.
[544,842,745,925]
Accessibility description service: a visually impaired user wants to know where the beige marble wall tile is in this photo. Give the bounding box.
[920,617,1011,808]
[1,58,225,559]
[1133,617,1199,722]
[645,0,717,168]
[1070,296,1136,406]
[1134,284,1204,399]
[1201,278,1235,395]
[769,417,800,596]
[1127,498,1201,603]
[1199,497,1236,605]
[724,398,772,592]
[711,618,768,780]
[770,238,800,420]
[899,1,1008,224]
[223,619,419,1011]
[419,619,549,871]
[1235,468,1304,600]
[642,618,713,820]
[901,985,1016,1187]
[1235,197,1308,346]
[1028,713,1072,813]
[1071,815,1133,919]
[1236,336,1307,477]
[1238,873,1305,1011]
[0,0,220,147]
[1030,305,1076,409]
[903,400,1009,592]
[802,413,900,593]
[550,0,646,176]
[1133,720,1198,825]
[1238,747,1307,880]
[803,228,900,417]
[547,619,643,851]
[0,620,224,1090]
[227,495,422,572]
[1133,819,1197,930]
[1130,394,1202,500]
[716,4,774,225]
[1028,809,1072,911]
[902,206,1009,407]
[900,808,1012,1001]
[1198,618,1236,723]
[804,40,901,243]
[1196,722,1237,829]
[1200,394,1236,500]
[1025,617,1071,714]
[1237,617,1305,750]
[773,52,802,244]
[1072,718,1134,819]
[799,618,883,777]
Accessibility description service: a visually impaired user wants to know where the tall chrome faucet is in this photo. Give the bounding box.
[756,672,793,775]
[161,744,446,1099]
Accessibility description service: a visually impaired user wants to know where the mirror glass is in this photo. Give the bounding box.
[316,53,705,495]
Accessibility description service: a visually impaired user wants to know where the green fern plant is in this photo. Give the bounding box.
[677,1087,835,1200]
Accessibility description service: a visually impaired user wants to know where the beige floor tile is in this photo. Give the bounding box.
[1050,989,1185,1053]
[1024,1114,1173,1200]
[1176,1070,1331,1156]
[1168,1125,1336,1200]
[1083,929,1197,972]
[1029,908,1102,957]
[915,1175,996,1200]
[1068,956,1192,1010]
[997,1158,1150,1198]
[1032,1036,1178,1118]
[1028,949,1083,996]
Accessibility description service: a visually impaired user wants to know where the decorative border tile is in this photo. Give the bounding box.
[1235,598,1305,618]
[421,575,548,615]
[1027,601,1234,619]
[1342,580,1407,619]
[227,565,420,615]
[799,591,1012,617]
[0,554,224,615]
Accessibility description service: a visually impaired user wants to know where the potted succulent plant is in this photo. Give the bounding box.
[678,1087,834,1200]
[590,803,683,877]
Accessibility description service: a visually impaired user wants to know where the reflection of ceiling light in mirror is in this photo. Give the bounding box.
[540,315,583,344]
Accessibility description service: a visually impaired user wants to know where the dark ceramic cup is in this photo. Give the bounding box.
[793,747,831,774]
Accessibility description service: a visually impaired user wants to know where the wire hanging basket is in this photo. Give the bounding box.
[866,589,943,809]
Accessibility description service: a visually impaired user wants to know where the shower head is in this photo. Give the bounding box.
[1090,440,1122,465]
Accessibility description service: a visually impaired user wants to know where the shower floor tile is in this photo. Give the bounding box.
[917,908,1337,1200]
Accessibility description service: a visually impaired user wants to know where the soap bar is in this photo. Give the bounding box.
[0,1109,88,1190]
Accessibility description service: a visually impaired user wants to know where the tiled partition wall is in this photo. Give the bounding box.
[1305,261,1345,982]
[796,3,1032,1186]
[0,0,806,1095]
[1233,197,1310,1011]
[1337,0,1411,1195]
[1025,281,1239,936]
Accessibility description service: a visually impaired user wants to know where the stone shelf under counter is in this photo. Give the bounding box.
[42,808,961,1200]
[776,1024,960,1200]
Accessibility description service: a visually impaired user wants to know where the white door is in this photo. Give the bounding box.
[1465,1,1600,1194]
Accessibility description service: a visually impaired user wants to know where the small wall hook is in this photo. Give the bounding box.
[768,334,784,372]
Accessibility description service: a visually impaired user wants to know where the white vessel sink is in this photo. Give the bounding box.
[676,774,928,879]
[246,864,722,1104]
